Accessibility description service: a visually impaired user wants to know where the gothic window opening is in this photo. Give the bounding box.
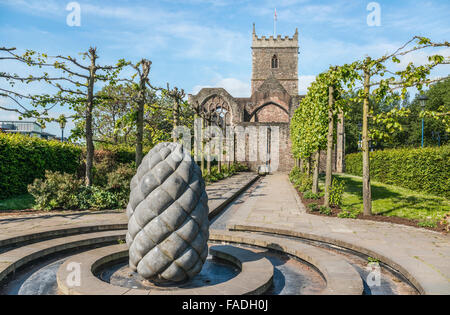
[271,55,279,69]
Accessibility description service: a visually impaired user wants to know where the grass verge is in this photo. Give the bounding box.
[290,172,450,232]
[333,174,450,225]
[0,194,35,211]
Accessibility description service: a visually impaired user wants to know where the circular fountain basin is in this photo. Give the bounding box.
[56,244,274,295]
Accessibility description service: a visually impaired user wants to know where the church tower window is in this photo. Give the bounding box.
[271,55,279,69]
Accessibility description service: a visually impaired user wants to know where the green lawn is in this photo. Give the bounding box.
[0,194,35,211]
[322,174,450,224]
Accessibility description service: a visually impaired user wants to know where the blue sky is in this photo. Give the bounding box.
[0,0,449,136]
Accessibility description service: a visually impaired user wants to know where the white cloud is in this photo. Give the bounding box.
[0,0,62,16]
[299,75,316,95]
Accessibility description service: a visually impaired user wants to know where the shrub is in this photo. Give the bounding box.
[338,209,360,219]
[307,203,319,211]
[346,146,450,197]
[289,167,313,192]
[289,167,302,183]
[94,144,140,164]
[92,150,118,187]
[28,166,132,211]
[319,206,332,216]
[417,220,437,228]
[304,191,321,200]
[28,171,82,211]
[234,162,250,172]
[106,164,135,208]
[78,186,118,210]
[329,178,345,206]
[0,133,82,199]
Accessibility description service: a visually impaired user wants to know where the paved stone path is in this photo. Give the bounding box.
[0,172,257,238]
[226,173,450,295]
[1,172,449,294]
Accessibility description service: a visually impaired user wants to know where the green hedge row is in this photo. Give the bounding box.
[0,133,82,199]
[0,134,153,200]
[345,146,450,198]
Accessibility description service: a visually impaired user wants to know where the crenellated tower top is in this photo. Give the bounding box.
[252,24,299,49]
[251,24,299,96]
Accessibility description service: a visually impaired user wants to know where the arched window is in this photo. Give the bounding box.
[271,55,279,69]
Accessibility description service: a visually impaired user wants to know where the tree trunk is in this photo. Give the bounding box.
[135,59,151,167]
[362,70,372,216]
[207,135,211,175]
[173,100,179,142]
[85,99,94,187]
[336,109,345,173]
[136,99,144,167]
[312,150,320,194]
[207,144,211,175]
[306,156,311,176]
[206,118,211,175]
[85,49,97,187]
[324,85,335,208]
[201,118,205,175]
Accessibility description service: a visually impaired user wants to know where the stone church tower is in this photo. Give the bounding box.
[251,24,299,96]
[189,25,302,172]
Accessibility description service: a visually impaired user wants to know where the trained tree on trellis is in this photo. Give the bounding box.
[291,36,449,213]
[291,73,329,194]
[291,66,355,204]
[0,46,128,186]
[339,36,449,215]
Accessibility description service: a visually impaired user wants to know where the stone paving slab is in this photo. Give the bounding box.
[207,173,259,219]
[227,173,450,295]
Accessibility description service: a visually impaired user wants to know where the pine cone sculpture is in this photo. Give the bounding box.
[126,142,209,283]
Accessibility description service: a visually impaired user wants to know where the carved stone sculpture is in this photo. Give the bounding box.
[126,142,209,283]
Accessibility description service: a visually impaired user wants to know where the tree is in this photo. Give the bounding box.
[291,36,449,212]
[0,47,71,124]
[132,59,152,166]
[290,72,329,195]
[163,84,186,142]
[1,46,128,186]
[96,78,195,158]
[93,84,135,145]
[292,66,354,205]
[343,36,449,215]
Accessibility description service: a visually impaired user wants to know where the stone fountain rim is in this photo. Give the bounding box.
[56,243,274,295]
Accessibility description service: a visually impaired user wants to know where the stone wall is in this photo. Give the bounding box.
[252,104,290,123]
[234,122,294,173]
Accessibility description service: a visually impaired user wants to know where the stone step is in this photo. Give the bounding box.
[209,229,364,295]
[228,223,431,294]
[0,230,126,285]
[1,226,364,295]
[0,223,127,253]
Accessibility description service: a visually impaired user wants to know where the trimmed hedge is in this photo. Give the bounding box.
[0,133,82,199]
[345,146,450,198]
